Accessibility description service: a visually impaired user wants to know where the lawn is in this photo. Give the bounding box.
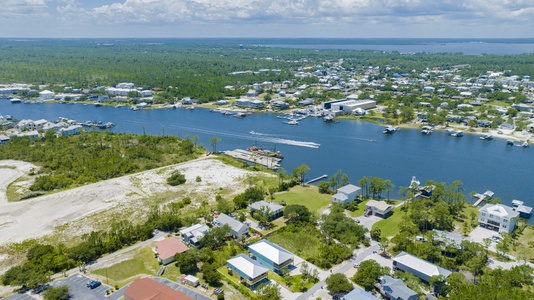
[510,224,534,263]
[371,207,406,238]
[273,185,331,213]
[92,246,160,287]
[267,223,324,262]
[348,199,371,217]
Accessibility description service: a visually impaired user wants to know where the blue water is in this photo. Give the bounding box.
[2,101,533,213]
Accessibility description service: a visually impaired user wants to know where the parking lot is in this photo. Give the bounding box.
[3,292,35,300]
[49,274,111,300]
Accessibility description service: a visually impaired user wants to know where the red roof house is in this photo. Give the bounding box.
[154,237,189,265]
[124,278,194,300]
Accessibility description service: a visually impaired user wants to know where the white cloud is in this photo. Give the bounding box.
[1,0,48,17]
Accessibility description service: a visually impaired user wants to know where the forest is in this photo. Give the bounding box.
[0,131,203,193]
[1,39,533,102]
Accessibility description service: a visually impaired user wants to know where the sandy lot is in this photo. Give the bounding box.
[0,158,259,246]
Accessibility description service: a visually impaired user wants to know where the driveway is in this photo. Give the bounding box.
[468,227,498,252]
[49,273,111,300]
[354,215,381,231]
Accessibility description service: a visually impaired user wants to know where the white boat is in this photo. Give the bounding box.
[383,126,399,134]
[480,134,493,141]
[451,130,463,137]
[185,106,195,110]
[285,119,298,125]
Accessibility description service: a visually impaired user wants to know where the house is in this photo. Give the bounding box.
[39,90,55,100]
[271,100,289,110]
[248,240,294,273]
[249,200,284,220]
[227,253,268,289]
[154,237,189,265]
[0,135,10,145]
[116,82,135,89]
[179,224,210,246]
[344,287,380,300]
[511,200,532,219]
[235,99,250,107]
[393,252,451,282]
[215,213,249,237]
[477,119,491,127]
[298,99,314,106]
[478,203,519,233]
[246,89,257,97]
[216,100,229,105]
[59,125,82,136]
[365,200,393,218]
[123,278,193,300]
[249,100,265,108]
[140,90,152,97]
[332,184,361,205]
[379,275,418,300]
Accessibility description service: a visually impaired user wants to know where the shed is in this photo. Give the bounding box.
[183,275,199,287]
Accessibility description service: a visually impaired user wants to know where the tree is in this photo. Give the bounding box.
[209,136,221,153]
[325,273,353,295]
[174,250,199,274]
[43,285,70,300]
[283,204,311,223]
[167,171,186,186]
[351,259,390,291]
[318,181,331,194]
[201,262,221,285]
[383,179,394,200]
[257,283,282,300]
[292,164,310,184]
[370,227,382,241]
[358,176,369,198]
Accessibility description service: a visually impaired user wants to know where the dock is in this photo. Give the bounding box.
[223,149,281,169]
[305,174,328,184]
[473,190,494,207]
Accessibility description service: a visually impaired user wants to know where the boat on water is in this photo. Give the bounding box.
[185,106,195,110]
[507,140,529,147]
[10,98,22,104]
[447,129,463,137]
[94,103,102,107]
[480,134,493,141]
[246,145,283,159]
[285,119,298,125]
[383,126,399,134]
[234,112,246,118]
[421,125,433,135]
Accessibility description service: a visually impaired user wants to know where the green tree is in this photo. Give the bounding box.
[283,204,311,223]
[167,171,186,186]
[370,227,382,241]
[325,273,353,295]
[292,164,310,184]
[257,283,282,300]
[43,285,70,300]
[201,262,221,285]
[351,259,390,291]
[174,250,199,274]
[209,136,221,153]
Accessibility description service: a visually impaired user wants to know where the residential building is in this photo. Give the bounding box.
[123,278,194,300]
[332,184,361,205]
[227,253,268,289]
[249,200,284,220]
[39,90,55,100]
[344,287,380,300]
[215,213,249,237]
[379,275,418,300]
[179,224,210,246]
[154,237,189,265]
[365,200,393,217]
[478,203,519,233]
[246,89,257,97]
[393,252,451,282]
[511,200,532,219]
[248,240,293,273]
[116,82,135,89]
[58,125,82,136]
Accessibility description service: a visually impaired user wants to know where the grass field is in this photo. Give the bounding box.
[92,246,160,287]
[273,185,331,213]
[510,223,534,263]
[371,207,406,238]
[267,223,324,262]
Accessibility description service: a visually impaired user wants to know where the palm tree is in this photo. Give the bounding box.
[209,136,220,153]
[384,179,394,200]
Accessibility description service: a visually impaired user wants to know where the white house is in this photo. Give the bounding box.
[332,184,361,205]
[116,82,135,89]
[478,203,519,234]
[179,223,210,246]
[393,252,451,282]
[366,200,393,217]
[249,200,284,220]
[248,240,294,273]
[39,90,55,100]
[215,213,249,237]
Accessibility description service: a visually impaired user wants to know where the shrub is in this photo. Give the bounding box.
[167,171,186,186]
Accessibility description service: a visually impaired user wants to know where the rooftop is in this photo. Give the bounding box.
[123,278,194,300]
[227,254,268,279]
[394,251,451,278]
[480,203,519,219]
[248,240,293,265]
[216,213,247,234]
[155,237,189,260]
[337,184,361,195]
[249,200,283,213]
[366,200,392,211]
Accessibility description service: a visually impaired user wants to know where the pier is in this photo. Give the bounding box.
[223,149,281,169]
[305,174,328,184]
[473,190,494,207]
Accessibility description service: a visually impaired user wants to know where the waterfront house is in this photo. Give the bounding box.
[393,252,451,283]
[59,125,82,137]
[477,119,491,127]
[511,200,532,219]
[215,213,248,238]
[39,90,55,100]
[332,184,361,205]
[226,254,268,289]
[271,100,289,110]
[344,287,380,300]
[379,275,418,300]
[298,99,314,106]
[248,240,293,273]
[249,100,265,108]
[248,200,283,220]
[154,237,189,265]
[124,278,193,300]
[235,99,250,107]
[478,203,519,233]
[365,200,393,218]
[179,223,210,246]
[0,135,10,145]
[216,100,229,105]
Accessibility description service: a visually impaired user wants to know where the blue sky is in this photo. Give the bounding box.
[1,0,533,38]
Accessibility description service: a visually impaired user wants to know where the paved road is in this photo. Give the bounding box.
[295,243,380,300]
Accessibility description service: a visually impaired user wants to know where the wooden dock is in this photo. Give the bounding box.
[473,190,494,207]
[305,174,328,184]
[223,149,281,169]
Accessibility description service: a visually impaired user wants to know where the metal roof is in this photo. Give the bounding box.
[248,240,293,265]
[381,276,418,300]
[227,254,268,279]
[216,213,247,234]
[480,204,519,219]
[249,200,283,213]
[337,184,361,195]
[394,252,451,279]
[366,200,392,212]
[344,287,380,300]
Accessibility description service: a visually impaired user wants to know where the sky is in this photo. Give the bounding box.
[1,0,533,38]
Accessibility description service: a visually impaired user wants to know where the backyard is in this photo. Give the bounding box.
[273,185,331,213]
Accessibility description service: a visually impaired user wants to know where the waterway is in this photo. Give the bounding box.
[2,101,533,211]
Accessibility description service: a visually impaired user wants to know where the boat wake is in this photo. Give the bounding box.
[137,123,321,148]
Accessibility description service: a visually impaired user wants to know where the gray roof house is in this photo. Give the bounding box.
[179,223,210,246]
[332,184,361,205]
[215,213,249,238]
[478,203,519,234]
[344,286,380,300]
[249,200,284,220]
[393,252,451,282]
[380,275,418,300]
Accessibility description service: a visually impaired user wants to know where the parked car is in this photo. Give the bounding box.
[87,280,101,289]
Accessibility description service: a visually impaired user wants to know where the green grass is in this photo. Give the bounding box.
[347,199,371,217]
[510,224,534,263]
[92,246,160,287]
[371,207,406,238]
[267,223,324,262]
[273,185,331,213]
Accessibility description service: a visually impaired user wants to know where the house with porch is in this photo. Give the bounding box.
[332,184,361,205]
[248,240,293,273]
[249,200,284,220]
[227,254,268,289]
[478,203,519,234]
[365,200,393,218]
